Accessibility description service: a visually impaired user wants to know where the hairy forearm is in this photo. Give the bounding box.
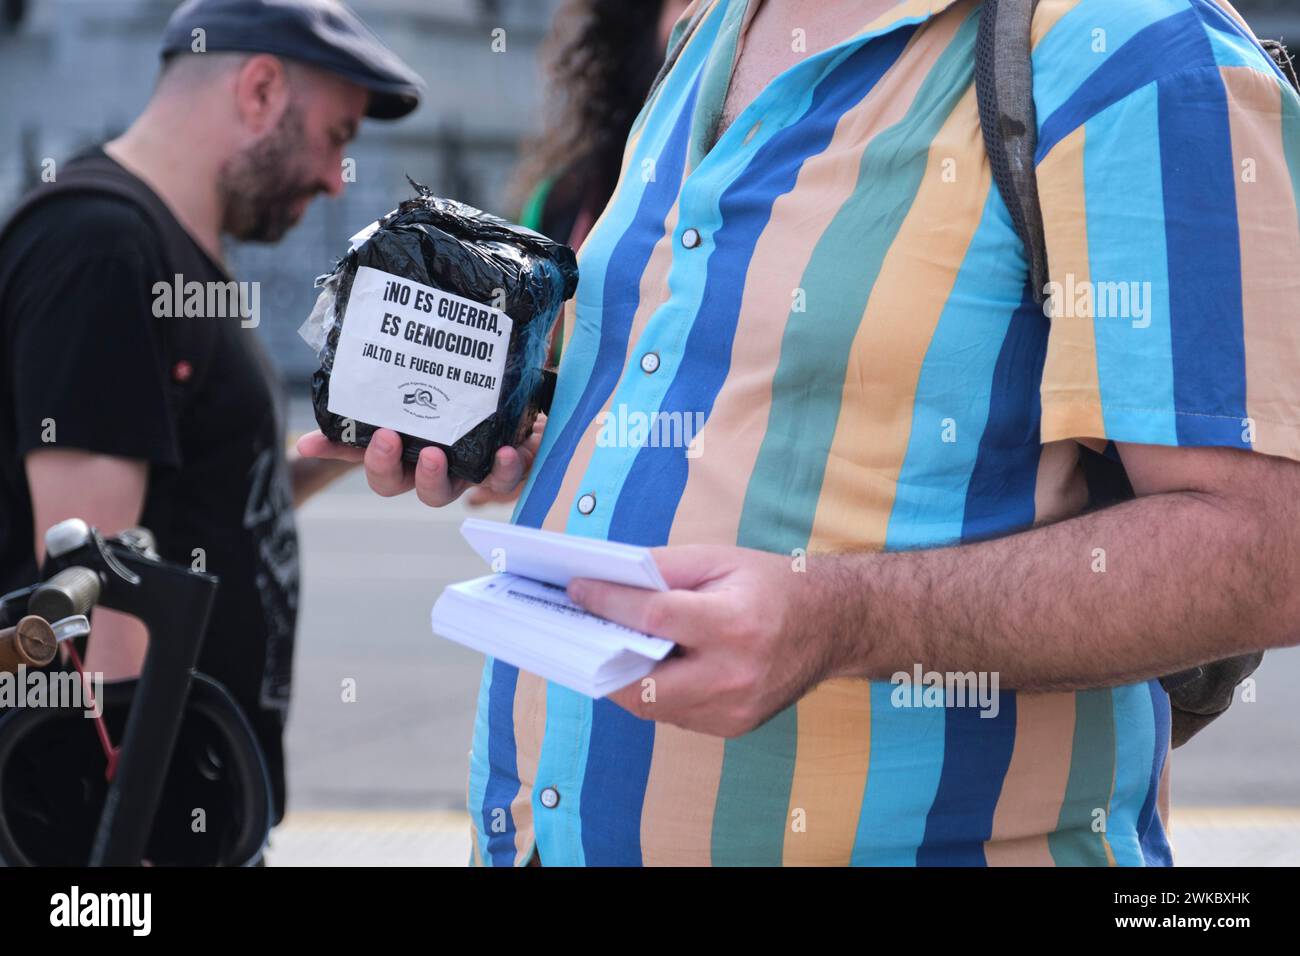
[813,490,1299,692]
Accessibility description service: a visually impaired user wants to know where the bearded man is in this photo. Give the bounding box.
[0,0,423,826]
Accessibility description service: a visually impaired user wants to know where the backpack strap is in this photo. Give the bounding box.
[0,154,222,418]
[975,0,1050,305]
[973,2,1280,745]
[1262,38,1300,92]
[974,4,1131,502]
[0,154,220,286]
[656,2,1055,304]
[976,6,1300,310]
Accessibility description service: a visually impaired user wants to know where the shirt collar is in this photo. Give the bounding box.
[685,0,970,171]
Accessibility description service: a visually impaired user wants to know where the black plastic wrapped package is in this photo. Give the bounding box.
[303,184,577,483]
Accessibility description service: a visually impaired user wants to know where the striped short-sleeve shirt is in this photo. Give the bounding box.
[467,0,1300,866]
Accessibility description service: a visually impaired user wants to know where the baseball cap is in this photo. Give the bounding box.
[159,0,425,120]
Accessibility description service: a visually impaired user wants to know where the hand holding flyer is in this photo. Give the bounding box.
[431,520,674,698]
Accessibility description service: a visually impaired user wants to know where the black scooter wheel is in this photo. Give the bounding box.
[0,673,272,866]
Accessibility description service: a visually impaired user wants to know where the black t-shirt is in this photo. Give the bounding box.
[0,151,298,822]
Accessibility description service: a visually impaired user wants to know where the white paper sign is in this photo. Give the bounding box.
[326,266,512,446]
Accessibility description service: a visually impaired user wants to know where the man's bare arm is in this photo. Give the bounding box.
[569,442,1300,737]
[286,448,356,508]
[825,442,1300,690]
[26,449,151,681]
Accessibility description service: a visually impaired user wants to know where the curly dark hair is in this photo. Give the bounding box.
[510,0,677,220]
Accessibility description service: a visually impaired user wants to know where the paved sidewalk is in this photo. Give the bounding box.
[263,807,1300,866]
[265,811,470,867]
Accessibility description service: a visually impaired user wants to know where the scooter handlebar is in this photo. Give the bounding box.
[28,566,102,623]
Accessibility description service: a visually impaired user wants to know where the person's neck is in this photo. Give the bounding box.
[104,110,227,266]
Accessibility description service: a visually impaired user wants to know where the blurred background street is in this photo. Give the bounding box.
[2,0,1298,867]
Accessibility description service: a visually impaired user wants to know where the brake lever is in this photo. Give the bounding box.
[41,519,142,589]
[89,527,141,588]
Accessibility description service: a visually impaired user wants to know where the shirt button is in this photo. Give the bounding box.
[577,493,596,515]
[681,227,702,249]
[640,352,661,374]
[539,787,560,809]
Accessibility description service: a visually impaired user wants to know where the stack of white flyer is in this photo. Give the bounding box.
[431,519,674,698]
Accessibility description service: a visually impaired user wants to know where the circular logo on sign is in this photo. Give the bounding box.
[399,381,449,420]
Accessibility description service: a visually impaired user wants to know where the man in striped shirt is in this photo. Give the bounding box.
[305,0,1300,865]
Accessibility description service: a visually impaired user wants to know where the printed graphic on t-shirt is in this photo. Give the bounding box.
[244,446,299,714]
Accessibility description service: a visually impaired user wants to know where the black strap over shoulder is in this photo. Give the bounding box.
[0,154,220,285]
[975,3,1300,311]
[0,153,223,418]
[975,0,1050,305]
[972,0,1284,746]
[974,2,1137,508]
[1262,38,1300,92]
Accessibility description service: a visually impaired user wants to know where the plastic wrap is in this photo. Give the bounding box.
[303,182,577,483]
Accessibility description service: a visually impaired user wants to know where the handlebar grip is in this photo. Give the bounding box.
[0,616,58,672]
[29,566,101,622]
